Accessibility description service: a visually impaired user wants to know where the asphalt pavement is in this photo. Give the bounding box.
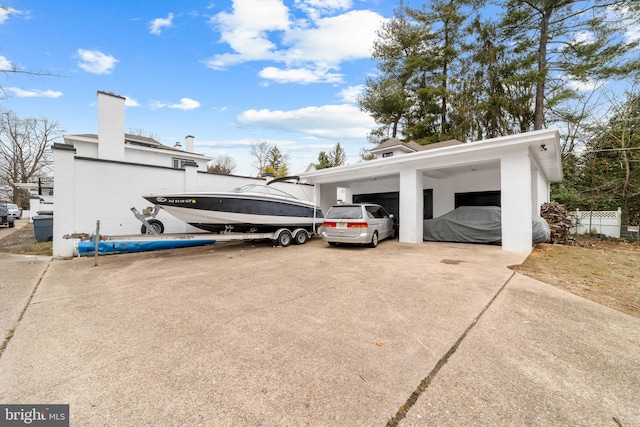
[0,233,638,426]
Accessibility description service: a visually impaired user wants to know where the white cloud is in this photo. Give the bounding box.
[206,0,384,84]
[237,104,375,139]
[294,0,352,21]
[572,31,594,44]
[282,10,382,65]
[150,13,174,35]
[338,84,364,103]
[627,23,640,44]
[77,49,118,74]
[0,55,13,70]
[568,78,605,92]
[259,66,342,84]
[5,87,63,98]
[124,96,139,107]
[196,138,258,148]
[170,98,201,110]
[0,7,20,24]
[205,0,289,69]
[151,98,201,110]
[608,5,640,47]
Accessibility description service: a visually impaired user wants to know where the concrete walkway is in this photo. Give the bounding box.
[0,239,638,426]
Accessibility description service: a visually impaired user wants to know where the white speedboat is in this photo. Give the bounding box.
[143,181,323,233]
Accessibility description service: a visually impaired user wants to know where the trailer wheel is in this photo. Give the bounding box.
[141,219,164,234]
[293,229,308,245]
[276,230,292,247]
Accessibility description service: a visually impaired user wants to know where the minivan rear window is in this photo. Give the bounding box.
[326,206,363,220]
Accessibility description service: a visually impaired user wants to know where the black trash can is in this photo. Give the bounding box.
[33,215,54,242]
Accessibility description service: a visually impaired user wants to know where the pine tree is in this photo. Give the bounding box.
[500,0,640,130]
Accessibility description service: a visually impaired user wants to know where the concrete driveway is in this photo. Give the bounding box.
[0,238,638,426]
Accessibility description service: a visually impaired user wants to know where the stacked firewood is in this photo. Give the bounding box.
[540,201,574,244]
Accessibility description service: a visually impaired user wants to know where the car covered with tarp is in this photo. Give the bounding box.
[423,206,550,244]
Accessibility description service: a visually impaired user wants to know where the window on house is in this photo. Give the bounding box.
[172,158,190,169]
[382,152,393,158]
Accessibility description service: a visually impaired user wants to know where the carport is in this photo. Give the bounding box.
[300,129,562,252]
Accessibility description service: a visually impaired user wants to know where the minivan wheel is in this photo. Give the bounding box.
[369,231,379,248]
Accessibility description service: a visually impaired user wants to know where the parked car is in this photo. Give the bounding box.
[423,205,550,244]
[0,202,15,228]
[6,203,21,219]
[321,203,395,248]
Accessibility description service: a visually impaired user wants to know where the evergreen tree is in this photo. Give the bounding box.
[358,1,433,143]
[316,143,347,169]
[500,0,640,130]
[265,145,289,178]
[406,0,475,141]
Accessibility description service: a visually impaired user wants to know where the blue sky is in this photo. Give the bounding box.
[2,1,639,177]
[0,0,423,176]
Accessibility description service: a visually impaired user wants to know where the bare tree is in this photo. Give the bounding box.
[208,154,237,175]
[249,140,273,177]
[0,110,63,205]
[128,127,159,141]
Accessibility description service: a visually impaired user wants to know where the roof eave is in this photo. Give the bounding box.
[301,129,562,184]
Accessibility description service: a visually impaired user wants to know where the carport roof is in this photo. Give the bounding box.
[301,129,562,185]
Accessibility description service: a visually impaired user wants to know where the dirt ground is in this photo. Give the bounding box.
[0,224,52,256]
[1,225,638,318]
[510,239,640,318]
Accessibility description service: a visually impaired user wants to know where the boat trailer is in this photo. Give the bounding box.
[70,206,318,256]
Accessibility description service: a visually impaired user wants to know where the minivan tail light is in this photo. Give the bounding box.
[322,221,337,227]
[347,222,368,228]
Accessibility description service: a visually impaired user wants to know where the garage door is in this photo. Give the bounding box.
[455,191,501,208]
[353,190,434,221]
[353,192,398,220]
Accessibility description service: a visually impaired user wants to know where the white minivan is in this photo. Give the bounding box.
[321,203,395,248]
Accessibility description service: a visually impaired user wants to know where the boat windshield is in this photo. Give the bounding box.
[233,184,298,200]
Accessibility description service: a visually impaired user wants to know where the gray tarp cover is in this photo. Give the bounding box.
[423,206,551,244]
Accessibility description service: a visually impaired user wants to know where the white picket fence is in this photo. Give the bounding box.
[571,208,622,238]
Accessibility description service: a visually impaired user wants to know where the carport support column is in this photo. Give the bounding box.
[399,169,423,244]
[501,153,533,252]
[315,184,337,218]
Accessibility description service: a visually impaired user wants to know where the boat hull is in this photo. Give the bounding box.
[144,193,323,233]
